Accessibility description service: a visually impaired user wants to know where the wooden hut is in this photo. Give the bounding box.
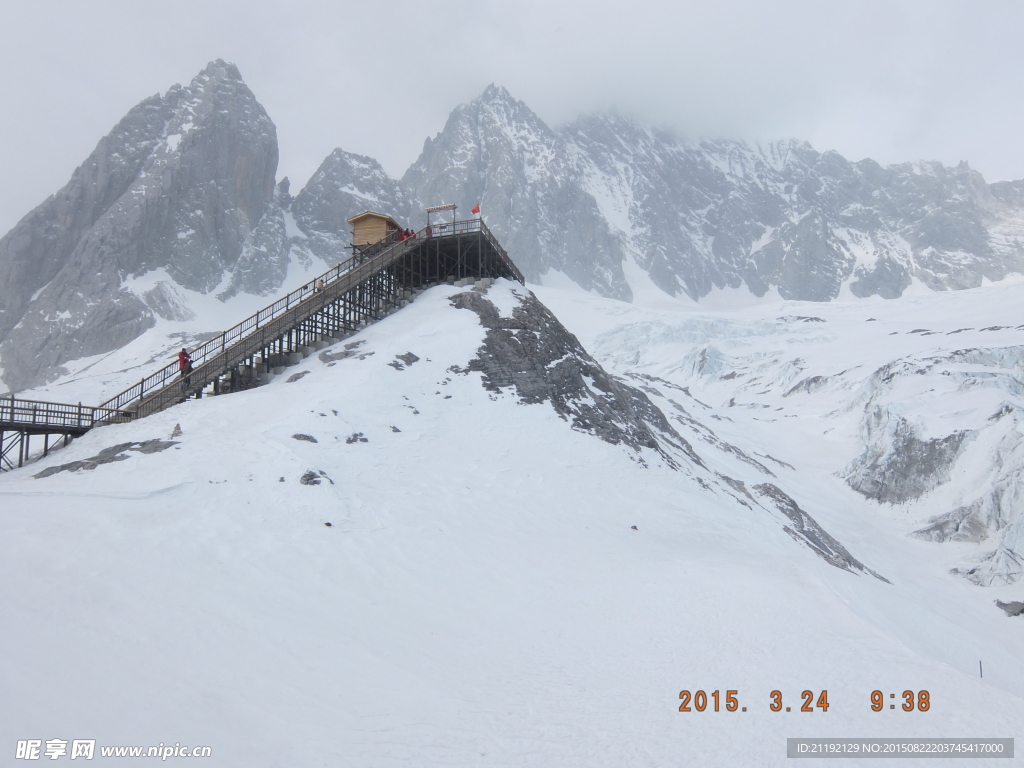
[347,211,401,247]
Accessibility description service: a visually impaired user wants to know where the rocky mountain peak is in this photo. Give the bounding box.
[194,58,245,85]
[406,84,557,183]
[477,82,515,105]
[470,83,541,125]
[293,148,413,238]
[0,60,286,392]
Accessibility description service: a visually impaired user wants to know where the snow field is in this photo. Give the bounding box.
[2,282,1023,765]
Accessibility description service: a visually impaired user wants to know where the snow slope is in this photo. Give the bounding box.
[537,274,1024,592]
[2,281,1023,766]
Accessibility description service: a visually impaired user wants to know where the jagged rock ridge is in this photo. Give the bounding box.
[451,284,885,579]
[322,85,1024,303]
[4,74,1024,394]
[0,60,293,391]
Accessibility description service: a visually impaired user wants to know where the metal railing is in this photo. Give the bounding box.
[0,395,130,432]
[94,218,519,419]
[424,218,522,281]
[0,218,522,438]
[94,237,412,417]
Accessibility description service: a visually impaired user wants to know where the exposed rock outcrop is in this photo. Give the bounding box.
[450,285,885,579]
[842,346,1024,586]
[449,287,699,466]
[844,412,971,504]
[753,482,889,582]
[33,439,178,478]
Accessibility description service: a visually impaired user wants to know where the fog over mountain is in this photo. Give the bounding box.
[2,63,1023,392]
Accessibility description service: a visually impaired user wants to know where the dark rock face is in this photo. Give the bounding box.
[912,501,990,543]
[0,60,286,391]
[450,288,698,465]
[996,600,1024,617]
[834,345,1024,586]
[402,86,630,298]
[34,439,177,478]
[844,413,970,504]
[913,501,991,544]
[448,286,885,578]
[292,149,415,263]
[752,482,889,582]
[387,352,420,371]
[299,469,333,486]
[8,77,1021,391]
[783,375,829,397]
[293,149,413,234]
[319,340,373,365]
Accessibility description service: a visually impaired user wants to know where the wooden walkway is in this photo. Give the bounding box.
[0,218,522,471]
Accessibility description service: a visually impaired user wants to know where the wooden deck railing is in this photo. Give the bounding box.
[0,395,130,433]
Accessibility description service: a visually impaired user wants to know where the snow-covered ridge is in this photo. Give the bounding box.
[391,87,1024,305]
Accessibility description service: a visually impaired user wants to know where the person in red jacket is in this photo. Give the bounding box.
[178,348,192,388]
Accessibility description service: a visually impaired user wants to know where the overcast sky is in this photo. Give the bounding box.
[1,0,1022,234]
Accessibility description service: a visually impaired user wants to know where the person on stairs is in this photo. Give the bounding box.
[178,348,193,390]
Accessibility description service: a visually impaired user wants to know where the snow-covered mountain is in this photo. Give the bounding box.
[397,86,1024,303]
[4,61,1024,764]
[3,62,1024,594]
[0,61,330,393]
[3,67,1024,394]
[303,84,1024,304]
[291,149,413,264]
[3,279,1023,765]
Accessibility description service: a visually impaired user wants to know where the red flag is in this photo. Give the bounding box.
[471,203,481,215]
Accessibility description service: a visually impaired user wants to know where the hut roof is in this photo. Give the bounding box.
[346,211,400,229]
